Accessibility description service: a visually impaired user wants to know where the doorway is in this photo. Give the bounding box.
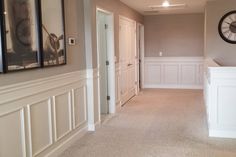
[96,8,116,122]
[137,23,145,90]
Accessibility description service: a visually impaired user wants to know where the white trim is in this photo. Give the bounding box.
[86,68,99,131]
[96,8,116,117]
[209,130,236,139]
[119,15,136,23]
[144,85,203,89]
[88,121,101,131]
[0,70,87,105]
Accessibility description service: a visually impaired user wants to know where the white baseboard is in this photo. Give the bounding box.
[47,126,88,157]
[88,121,100,131]
[209,129,236,139]
[143,84,203,89]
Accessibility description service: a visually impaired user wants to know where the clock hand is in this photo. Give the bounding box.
[224,21,236,29]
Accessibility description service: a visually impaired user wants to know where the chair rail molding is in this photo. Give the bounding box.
[0,68,100,157]
[143,57,204,89]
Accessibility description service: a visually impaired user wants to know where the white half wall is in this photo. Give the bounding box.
[204,59,236,138]
[143,57,204,89]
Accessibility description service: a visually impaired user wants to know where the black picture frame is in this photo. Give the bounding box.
[0,0,67,73]
[0,0,42,73]
[39,0,67,67]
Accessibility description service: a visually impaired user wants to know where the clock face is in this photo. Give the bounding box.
[218,11,236,44]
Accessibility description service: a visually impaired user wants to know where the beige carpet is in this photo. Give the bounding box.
[59,89,236,157]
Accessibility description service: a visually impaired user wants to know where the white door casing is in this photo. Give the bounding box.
[136,23,145,91]
[96,8,116,116]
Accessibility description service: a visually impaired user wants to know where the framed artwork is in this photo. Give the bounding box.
[0,0,42,72]
[40,0,66,67]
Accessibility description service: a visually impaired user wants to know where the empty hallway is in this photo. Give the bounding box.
[60,89,236,157]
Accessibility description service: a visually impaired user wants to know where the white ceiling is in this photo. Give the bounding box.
[120,0,213,15]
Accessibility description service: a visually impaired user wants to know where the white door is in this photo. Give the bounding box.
[119,17,136,105]
[97,12,109,114]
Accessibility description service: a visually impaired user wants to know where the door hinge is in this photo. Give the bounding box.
[107,96,110,101]
[105,24,108,29]
[106,61,109,66]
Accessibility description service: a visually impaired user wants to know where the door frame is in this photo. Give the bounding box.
[137,23,145,89]
[96,8,116,122]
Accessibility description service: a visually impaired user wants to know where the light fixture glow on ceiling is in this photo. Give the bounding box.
[162,1,170,7]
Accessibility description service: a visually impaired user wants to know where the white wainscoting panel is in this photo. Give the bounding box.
[28,99,53,157]
[144,57,204,89]
[145,64,161,85]
[73,86,87,129]
[204,59,236,138]
[163,64,179,84]
[53,92,72,141]
[181,64,196,85]
[0,109,26,157]
[0,70,94,157]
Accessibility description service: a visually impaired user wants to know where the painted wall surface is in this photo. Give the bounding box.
[0,0,86,86]
[205,0,236,66]
[95,0,144,61]
[144,14,204,57]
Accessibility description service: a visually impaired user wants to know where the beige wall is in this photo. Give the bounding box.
[0,0,86,86]
[95,0,144,61]
[144,14,204,57]
[205,0,236,66]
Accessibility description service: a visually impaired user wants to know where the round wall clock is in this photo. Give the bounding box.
[218,10,236,44]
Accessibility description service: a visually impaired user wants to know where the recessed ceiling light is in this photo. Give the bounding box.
[162,1,170,7]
